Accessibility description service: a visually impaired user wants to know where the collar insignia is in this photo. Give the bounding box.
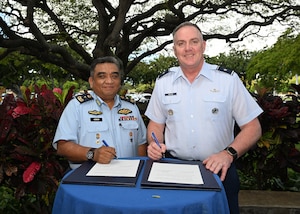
[118,108,132,115]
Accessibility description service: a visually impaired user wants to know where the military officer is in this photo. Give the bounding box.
[145,22,263,214]
[53,56,147,169]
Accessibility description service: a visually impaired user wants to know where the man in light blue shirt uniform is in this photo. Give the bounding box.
[53,56,147,169]
[145,22,263,214]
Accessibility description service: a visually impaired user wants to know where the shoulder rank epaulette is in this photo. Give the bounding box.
[75,93,93,103]
[158,69,170,79]
[121,97,135,105]
[217,66,234,75]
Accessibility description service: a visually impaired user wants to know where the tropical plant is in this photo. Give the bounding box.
[237,84,300,190]
[0,84,74,213]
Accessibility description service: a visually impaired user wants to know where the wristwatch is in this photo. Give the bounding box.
[86,148,96,160]
[225,147,238,161]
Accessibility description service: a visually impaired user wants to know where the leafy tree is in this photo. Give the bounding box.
[127,55,177,85]
[247,30,300,91]
[0,48,74,88]
[0,0,299,82]
[206,49,254,83]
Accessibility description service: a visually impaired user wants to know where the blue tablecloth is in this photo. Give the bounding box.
[52,158,230,214]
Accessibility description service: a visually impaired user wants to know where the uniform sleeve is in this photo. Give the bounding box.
[52,99,80,149]
[145,79,167,124]
[232,73,263,126]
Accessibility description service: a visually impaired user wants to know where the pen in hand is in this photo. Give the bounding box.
[151,132,165,158]
[102,140,109,147]
[102,140,117,159]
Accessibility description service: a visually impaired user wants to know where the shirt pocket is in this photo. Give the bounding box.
[202,93,227,121]
[86,117,109,132]
[119,121,139,130]
[162,94,182,122]
[87,119,109,139]
[119,121,139,143]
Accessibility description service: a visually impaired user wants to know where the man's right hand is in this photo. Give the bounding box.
[93,146,116,164]
[147,141,166,160]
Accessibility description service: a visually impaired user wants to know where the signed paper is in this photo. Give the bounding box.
[86,159,140,177]
[148,162,204,185]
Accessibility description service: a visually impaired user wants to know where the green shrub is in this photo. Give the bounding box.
[0,186,21,213]
[0,84,74,213]
[237,84,300,190]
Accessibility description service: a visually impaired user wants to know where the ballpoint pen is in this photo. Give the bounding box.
[151,132,165,158]
[102,140,117,159]
[102,140,109,147]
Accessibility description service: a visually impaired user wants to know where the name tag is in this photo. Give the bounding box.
[165,93,177,96]
[90,118,102,122]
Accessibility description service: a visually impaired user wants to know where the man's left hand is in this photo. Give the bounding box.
[202,150,233,181]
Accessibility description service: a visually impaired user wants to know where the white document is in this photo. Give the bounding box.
[86,159,140,177]
[148,162,204,185]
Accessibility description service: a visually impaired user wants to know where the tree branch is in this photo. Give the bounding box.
[0,0,299,81]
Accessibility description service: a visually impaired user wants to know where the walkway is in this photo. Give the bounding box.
[239,190,300,214]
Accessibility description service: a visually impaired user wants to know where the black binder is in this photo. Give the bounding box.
[62,160,144,187]
[141,159,221,191]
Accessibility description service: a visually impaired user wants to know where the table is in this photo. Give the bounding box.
[52,157,230,214]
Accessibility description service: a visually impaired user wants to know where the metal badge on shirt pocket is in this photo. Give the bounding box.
[96,133,101,144]
[89,110,103,122]
[88,110,103,115]
[162,92,180,121]
[118,108,132,115]
[202,89,226,120]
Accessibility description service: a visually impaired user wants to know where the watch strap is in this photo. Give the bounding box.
[225,147,238,161]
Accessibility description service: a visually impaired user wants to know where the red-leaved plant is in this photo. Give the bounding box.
[237,84,300,191]
[0,84,74,213]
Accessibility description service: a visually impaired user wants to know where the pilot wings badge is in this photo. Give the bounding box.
[88,110,103,115]
[118,108,132,115]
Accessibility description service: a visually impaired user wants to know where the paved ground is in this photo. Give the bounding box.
[239,190,300,214]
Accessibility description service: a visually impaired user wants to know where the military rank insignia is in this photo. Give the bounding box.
[217,66,234,75]
[118,108,132,115]
[158,69,170,79]
[76,93,93,103]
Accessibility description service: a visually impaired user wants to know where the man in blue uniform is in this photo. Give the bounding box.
[53,56,147,169]
[145,22,263,214]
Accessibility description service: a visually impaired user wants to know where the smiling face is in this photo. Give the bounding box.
[88,62,121,102]
[173,25,206,72]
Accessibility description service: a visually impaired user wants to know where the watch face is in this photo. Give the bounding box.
[228,147,237,155]
[226,147,238,161]
[87,150,94,160]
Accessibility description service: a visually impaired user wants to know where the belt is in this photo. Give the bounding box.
[164,151,201,161]
[164,150,178,159]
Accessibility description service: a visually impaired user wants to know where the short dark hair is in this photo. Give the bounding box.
[172,21,203,38]
[90,56,124,81]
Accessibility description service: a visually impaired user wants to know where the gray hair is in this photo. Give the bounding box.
[172,21,203,39]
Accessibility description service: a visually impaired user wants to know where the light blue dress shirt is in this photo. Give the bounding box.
[145,62,263,161]
[53,91,147,169]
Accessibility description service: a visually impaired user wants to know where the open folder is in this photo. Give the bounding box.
[141,159,221,191]
[63,159,144,187]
